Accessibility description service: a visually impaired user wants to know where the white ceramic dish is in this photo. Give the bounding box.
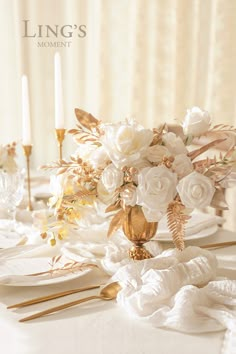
[0,254,93,286]
[156,224,218,242]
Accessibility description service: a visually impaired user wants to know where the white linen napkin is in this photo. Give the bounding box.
[111,246,236,353]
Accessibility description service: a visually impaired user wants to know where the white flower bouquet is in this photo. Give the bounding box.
[43,107,236,255]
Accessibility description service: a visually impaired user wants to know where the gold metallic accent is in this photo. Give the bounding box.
[19,282,121,322]
[129,245,153,260]
[55,128,66,160]
[22,145,33,211]
[7,284,101,309]
[200,241,236,249]
[122,205,158,260]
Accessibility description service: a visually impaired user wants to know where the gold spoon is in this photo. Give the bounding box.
[19,281,121,323]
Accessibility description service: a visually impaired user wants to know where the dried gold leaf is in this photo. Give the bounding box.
[74,108,99,131]
[105,202,121,213]
[107,209,126,237]
[68,129,80,135]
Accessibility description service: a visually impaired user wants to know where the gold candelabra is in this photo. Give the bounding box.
[55,129,66,161]
[22,145,33,211]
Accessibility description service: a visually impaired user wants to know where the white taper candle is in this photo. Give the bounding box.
[54,52,65,129]
[22,75,32,145]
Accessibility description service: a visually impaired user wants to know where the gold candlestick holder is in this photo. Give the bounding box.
[23,145,33,211]
[55,129,66,161]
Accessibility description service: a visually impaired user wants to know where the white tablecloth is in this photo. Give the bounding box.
[0,228,235,354]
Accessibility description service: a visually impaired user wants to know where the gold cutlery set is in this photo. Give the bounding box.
[7,282,121,323]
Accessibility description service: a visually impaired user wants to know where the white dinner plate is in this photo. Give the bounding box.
[0,221,30,249]
[156,224,218,242]
[0,253,93,286]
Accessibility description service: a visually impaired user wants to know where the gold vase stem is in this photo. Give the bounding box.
[23,145,33,211]
[55,129,66,161]
[59,142,62,161]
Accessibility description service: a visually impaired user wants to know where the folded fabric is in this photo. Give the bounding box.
[112,246,236,353]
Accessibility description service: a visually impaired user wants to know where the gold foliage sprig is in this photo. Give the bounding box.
[63,188,97,203]
[167,200,191,251]
[209,124,236,133]
[193,147,236,183]
[68,108,102,146]
[26,255,97,277]
[42,157,102,187]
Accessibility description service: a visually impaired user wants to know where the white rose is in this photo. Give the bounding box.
[101,164,123,193]
[137,166,177,221]
[97,180,117,205]
[120,185,137,206]
[90,146,110,169]
[128,158,152,171]
[74,144,96,161]
[97,164,123,204]
[101,120,153,168]
[162,132,187,155]
[177,171,215,208]
[172,154,193,179]
[74,144,109,169]
[183,107,211,136]
[146,145,171,163]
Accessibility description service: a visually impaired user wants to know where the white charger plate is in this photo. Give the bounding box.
[0,249,93,286]
[156,224,218,242]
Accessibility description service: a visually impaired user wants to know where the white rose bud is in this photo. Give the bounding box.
[162,132,187,155]
[183,107,211,136]
[172,154,193,179]
[177,171,215,208]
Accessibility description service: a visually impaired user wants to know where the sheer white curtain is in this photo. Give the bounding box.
[0,0,236,226]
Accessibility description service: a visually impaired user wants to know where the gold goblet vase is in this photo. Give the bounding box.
[122,205,158,260]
